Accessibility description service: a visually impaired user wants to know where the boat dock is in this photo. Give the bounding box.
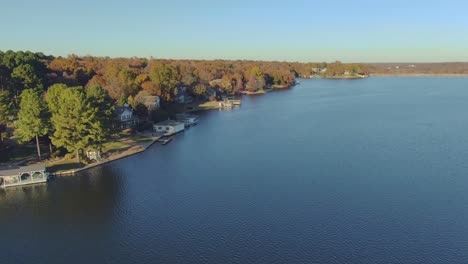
[229,99,241,105]
[157,137,174,145]
[175,113,199,127]
[220,97,242,108]
[0,164,49,188]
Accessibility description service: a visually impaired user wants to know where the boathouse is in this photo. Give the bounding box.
[0,164,48,188]
[175,114,199,127]
[153,120,185,135]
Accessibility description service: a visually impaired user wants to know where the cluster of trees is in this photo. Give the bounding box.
[24,85,111,162]
[0,51,114,161]
[1,51,49,157]
[1,82,113,162]
[50,57,299,102]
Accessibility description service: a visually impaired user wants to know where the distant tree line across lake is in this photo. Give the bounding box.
[0,50,372,161]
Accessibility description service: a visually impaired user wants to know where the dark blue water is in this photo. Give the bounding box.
[2,77,468,263]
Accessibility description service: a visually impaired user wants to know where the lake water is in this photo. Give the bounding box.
[2,77,468,263]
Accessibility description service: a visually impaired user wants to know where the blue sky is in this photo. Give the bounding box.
[1,0,468,62]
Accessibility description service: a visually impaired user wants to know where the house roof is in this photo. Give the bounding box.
[115,105,133,115]
[154,120,184,126]
[0,163,46,176]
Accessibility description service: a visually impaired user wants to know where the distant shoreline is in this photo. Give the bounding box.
[370,73,468,77]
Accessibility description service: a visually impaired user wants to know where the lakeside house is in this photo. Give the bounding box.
[175,85,194,104]
[153,120,185,136]
[114,104,138,130]
[204,87,219,100]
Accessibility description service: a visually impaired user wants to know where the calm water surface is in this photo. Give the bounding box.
[2,77,468,263]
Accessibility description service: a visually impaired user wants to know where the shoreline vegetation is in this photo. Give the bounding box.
[1,50,468,176]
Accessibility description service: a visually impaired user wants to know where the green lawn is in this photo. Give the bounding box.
[102,140,129,152]
[47,160,85,174]
[131,136,153,143]
[165,100,220,114]
[198,100,220,109]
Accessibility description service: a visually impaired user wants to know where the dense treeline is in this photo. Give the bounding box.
[369,63,468,75]
[0,50,370,161]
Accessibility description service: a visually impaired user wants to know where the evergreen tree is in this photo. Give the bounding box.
[48,86,105,163]
[15,89,50,160]
[86,86,114,142]
[11,63,44,93]
[45,83,68,115]
[0,90,13,149]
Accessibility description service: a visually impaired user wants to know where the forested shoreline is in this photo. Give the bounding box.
[0,50,368,163]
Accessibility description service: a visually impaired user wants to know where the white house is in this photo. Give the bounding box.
[153,120,185,135]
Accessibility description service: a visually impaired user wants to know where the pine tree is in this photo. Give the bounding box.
[0,90,13,149]
[45,83,68,115]
[85,86,114,149]
[48,86,105,163]
[15,89,50,160]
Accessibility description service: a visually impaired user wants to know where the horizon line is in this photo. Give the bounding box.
[2,49,468,64]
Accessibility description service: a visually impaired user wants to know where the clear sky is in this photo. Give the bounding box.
[2,0,468,62]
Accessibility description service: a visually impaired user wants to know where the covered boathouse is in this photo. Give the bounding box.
[0,164,49,188]
[153,120,185,136]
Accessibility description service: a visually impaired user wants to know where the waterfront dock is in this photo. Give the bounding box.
[157,137,174,145]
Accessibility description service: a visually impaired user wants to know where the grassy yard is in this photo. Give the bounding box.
[1,129,156,174]
[198,100,220,109]
[102,134,152,153]
[102,140,129,152]
[272,84,289,89]
[131,135,154,143]
[46,159,85,174]
[165,100,220,113]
